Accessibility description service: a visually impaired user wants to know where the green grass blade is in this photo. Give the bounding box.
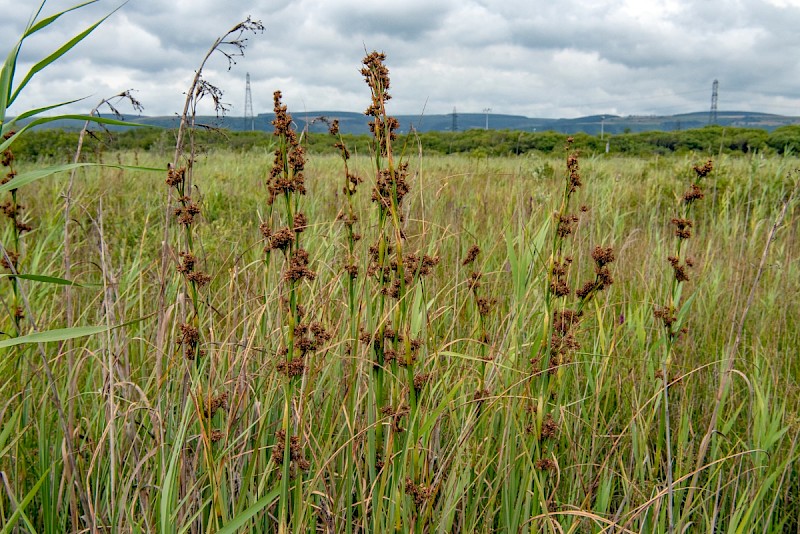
[0,44,22,124]
[0,465,51,534]
[0,162,163,195]
[0,325,115,348]
[0,405,22,461]
[216,487,281,534]
[3,98,87,132]
[0,274,84,287]
[9,12,116,106]
[1,115,152,153]
[160,402,193,534]
[24,1,100,37]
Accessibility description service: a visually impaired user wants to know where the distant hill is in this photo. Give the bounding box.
[19,110,800,135]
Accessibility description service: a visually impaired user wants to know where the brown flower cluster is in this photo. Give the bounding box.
[366,243,393,282]
[380,403,409,433]
[550,256,573,297]
[0,200,20,219]
[683,183,704,204]
[380,253,439,298]
[653,305,677,332]
[272,429,310,477]
[693,159,713,178]
[276,320,330,378]
[187,271,211,287]
[0,200,29,233]
[267,91,306,205]
[400,253,440,278]
[173,198,201,226]
[178,323,201,360]
[0,170,15,186]
[549,309,583,372]
[540,413,559,440]
[1,249,19,271]
[668,255,694,283]
[467,270,482,292]
[295,321,332,356]
[276,354,305,378]
[535,458,556,471]
[343,171,363,196]
[362,51,391,110]
[1,136,30,236]
[264,226,295,253]
[360,324,422,367]
[556,213,580,238]
[372,165,410,210]
[413,372,432,391]
[361,51,398,156]
[566,137,582,192]
[576,246,615,300]
[476,297,496,317]
[473,388,491,403]
[292,212,308,233]
[2,132,16,187]
[176,251,211,287]
[462,245,480,266]
[204,391,229,419]
[670,217,693,240]
[284,248,316,283]
[165,165,186,189]
[343,261,359,279]
[405,477,435,507]
[657,162,712,334]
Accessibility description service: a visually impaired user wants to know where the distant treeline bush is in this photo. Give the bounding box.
[11,123,800,162]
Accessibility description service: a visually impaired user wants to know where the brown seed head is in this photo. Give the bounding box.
[1,250,19,270]
[166,166,186,188]
[591,246,615,268]
[285,248,316,283]
[535,458,556,471]
[187,271,211,287]
[683,183,704,204]
[551,279,571,298]
[540,413,559,440]
[293,212,308,233]
[268,226,295,252]
[670,218,693,239]
[328,119,340,136]
[462,244,480,266]
[693,159,713,178]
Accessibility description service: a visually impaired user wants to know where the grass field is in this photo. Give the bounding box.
[2,138,799,532]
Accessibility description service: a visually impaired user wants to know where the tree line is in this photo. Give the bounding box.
[10,123,800,162]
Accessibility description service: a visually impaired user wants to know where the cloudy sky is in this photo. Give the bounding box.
[2,0,800,120]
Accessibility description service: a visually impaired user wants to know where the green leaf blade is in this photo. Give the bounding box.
[0,325,111,348]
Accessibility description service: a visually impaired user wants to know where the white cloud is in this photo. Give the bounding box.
[1,0,799,119]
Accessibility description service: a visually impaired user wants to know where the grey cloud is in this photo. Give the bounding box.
[2,0,799,119]
[317,0,456,40]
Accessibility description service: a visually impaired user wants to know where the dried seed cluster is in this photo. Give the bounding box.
[655,160,712,337]
[266,91,306,205]
[272,430,310,477]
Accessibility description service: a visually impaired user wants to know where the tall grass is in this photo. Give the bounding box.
[3,143,798,531]
[0,8,798,532]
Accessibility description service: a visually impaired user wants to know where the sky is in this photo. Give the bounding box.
[2,0,800,121]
